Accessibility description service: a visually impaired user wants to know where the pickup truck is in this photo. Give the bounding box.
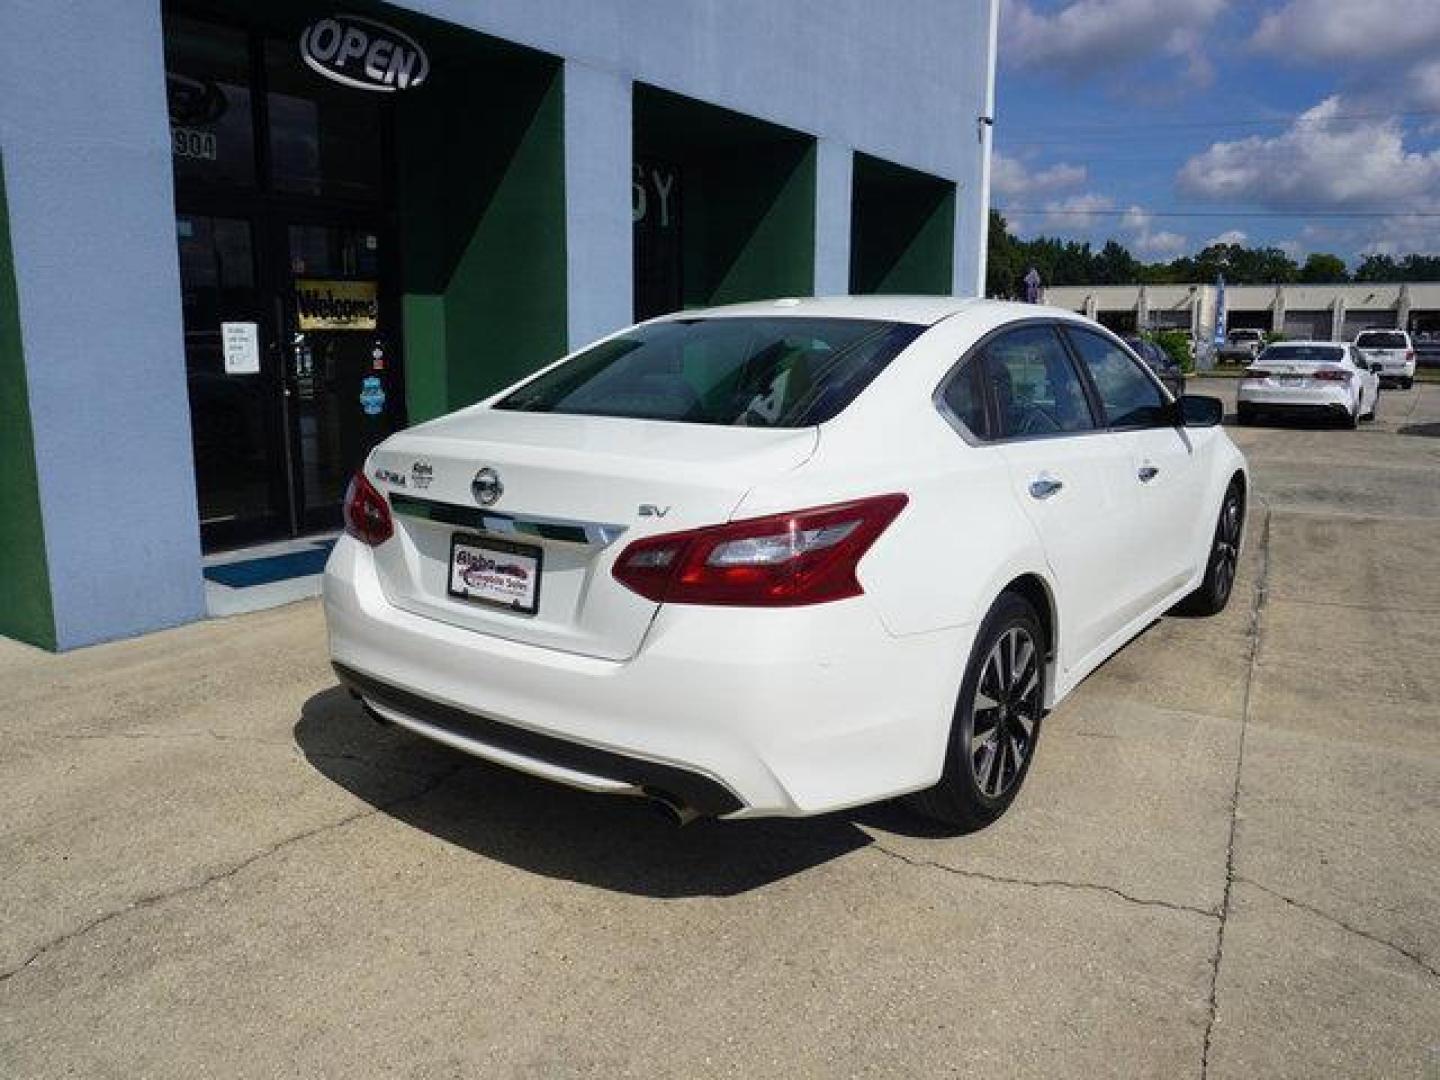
[1218,328,1267,365]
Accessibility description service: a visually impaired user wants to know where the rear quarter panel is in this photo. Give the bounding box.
[733,313,1055,640]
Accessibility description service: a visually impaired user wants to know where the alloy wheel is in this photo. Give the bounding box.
[969,627,1042,798]
[1212,494,1242,602]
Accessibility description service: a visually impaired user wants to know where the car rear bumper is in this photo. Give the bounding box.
[323,536,972,818]
[1237,383,1352,414]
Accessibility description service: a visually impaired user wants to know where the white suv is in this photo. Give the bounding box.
[1354,329,1416,389]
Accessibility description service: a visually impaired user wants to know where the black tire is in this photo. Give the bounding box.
[1402,377,1414,390]
[1177,482,1244,616]
[1236,406,1255,426]
[1345,401,1360,429]
[1364,392,1378,421]
[909,593,1046,830]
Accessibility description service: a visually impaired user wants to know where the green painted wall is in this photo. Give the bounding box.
[850,154,956,295]
[396,37,567,421]
[686,142,816,306]
[635,86,817,314]
[0,158,56,649]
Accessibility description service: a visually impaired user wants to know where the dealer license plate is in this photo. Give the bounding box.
[1277,375,1305,386]
[448,534,542,614]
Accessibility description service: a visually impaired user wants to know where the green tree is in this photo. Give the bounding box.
[1355,254,1401,282]
[1298,253,1349,283]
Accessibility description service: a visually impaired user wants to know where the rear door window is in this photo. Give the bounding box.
[980,325,1097,438]
[1064,327,1170,428]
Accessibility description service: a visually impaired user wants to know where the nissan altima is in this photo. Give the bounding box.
[324,297,1247,828]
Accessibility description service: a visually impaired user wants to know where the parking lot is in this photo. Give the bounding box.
[2,376,1437,1078]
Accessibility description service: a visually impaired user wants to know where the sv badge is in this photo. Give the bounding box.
[638,504,670,518]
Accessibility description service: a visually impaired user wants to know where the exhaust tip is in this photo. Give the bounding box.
[642,788,700,827]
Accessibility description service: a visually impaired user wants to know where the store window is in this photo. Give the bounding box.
[164,18,256,189]
[266,39,383,201]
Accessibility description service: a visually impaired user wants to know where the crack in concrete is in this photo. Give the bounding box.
[867,841,1219,920]
[1236,877,1440,982]
[0,762,470,986]
[42,729,445,780]
[53,729,291,746]
[1201,500,1272,1080]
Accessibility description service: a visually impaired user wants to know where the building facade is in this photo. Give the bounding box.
[0,0,1000,649]
[1045,281,1440,354]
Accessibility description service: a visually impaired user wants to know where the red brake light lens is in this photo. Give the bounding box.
[344,471,394,546]
[1312,367,1351,382]
[612,494,909,607]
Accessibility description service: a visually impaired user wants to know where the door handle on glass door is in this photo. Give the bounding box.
[1138,464,1160,482]
[1028,475,1064,500]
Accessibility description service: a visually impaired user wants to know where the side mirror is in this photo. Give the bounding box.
[1178,394,1223,428]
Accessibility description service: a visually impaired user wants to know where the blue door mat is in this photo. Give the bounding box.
[203,540,337,589]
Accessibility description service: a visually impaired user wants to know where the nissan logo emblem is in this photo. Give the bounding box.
[472,468,503,506]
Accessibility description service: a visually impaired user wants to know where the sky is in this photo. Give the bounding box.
[992,0,1440,266]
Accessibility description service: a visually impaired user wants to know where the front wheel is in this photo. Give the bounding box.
[1177,483,1244,616]
[1402,376,1414,390]
[909,593,1046,830]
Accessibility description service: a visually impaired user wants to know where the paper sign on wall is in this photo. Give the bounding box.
[221,321,261,375]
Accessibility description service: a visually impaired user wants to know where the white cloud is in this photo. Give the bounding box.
[1121,206,1188,259]
[1206,229,1249,247]
[1015,195,1191,261]
[1039,192,1116,233]
[1249,2,1440,116]
[1249,0,1440,63]
[991,152,1087,198]
[1003,0,1227,84]
[1177,96,1440,209]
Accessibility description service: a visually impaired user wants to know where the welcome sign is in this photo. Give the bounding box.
[294,279,379,331]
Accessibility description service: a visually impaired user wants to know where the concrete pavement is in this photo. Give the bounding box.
[1,379,1437,1077]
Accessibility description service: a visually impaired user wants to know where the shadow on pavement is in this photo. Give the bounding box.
[1397,422,1440,438]
[294,686,916,897]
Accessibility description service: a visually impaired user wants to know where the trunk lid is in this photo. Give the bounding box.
[365,407,818,660]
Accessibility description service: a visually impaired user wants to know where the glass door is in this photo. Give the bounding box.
[281,219,401,533]
[176,212,290,548]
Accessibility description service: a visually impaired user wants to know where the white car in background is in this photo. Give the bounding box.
[1237,341,1380,428]
[1354,328,1416,389]
[325,298,1249,828]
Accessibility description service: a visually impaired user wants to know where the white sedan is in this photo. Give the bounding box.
[1237,341,1380,428]
[324,298,1248,828]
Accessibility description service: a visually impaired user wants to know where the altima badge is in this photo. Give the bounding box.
[472,467,503,506]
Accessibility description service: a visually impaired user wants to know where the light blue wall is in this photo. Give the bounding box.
[563,61,634,349]
[404,0,998,295]
[0,0,204,648]
[814,140,854,296]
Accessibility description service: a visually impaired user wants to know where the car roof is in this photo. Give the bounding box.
[1265,340,1344,347]
[652,295,1049,328]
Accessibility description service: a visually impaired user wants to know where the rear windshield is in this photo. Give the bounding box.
[1259,345,1344,364]
[1355,331,1407,348]
[494,317,924,427]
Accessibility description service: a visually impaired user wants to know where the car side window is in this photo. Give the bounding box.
[1065,328,1169,428]
[939,359,989,440]
[981,325,1096,438]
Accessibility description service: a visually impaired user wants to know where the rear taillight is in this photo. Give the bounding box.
[612,493,909,607]
[1407,349,1416,361]
[344,471,393,546]
[1312,367,1352,382]
[1244,369,1272,380]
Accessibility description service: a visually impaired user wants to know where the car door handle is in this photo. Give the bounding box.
[1138,464,1160,482]
[1028,476,1064,500]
